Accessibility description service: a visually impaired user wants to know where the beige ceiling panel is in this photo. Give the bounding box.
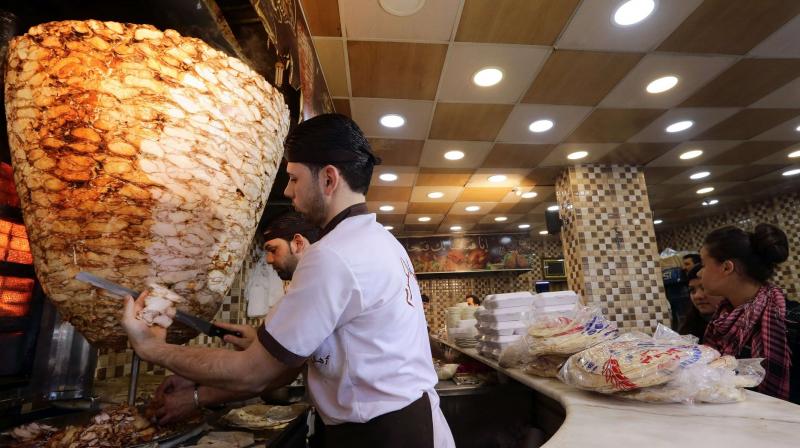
[520,167,567,186]
[491,202,536,215]
[660,165,741,185]
[629,108,740,143]
[366,201,408,214]
[748,143,800,165]
[646,141,742,167]
[441,214,483,225]
[449,202,496,215]
[704,141,797,165]
[407,202,453,215]
[680,59,800,107]
[750,14,800,58]
[496,104,593,144]
[457,187,510,203]
[565,109,666,143]
[557,0,702,52]
[438,43,550,104]
[340,0,460,41]
[644,167,690,184]
[402,224,439,233]
[696,109,800,140]
[538,143,619,167]
[597,143,678,166]
[370,166,417,188]
[369,139,424,166]
[333,98,351,117]
[499,186,555,203]
[481,144,554,169]
[312,38,348,97]
[429,103,513,141]
[375,214,405,225]
[709,165,786,183]
[300,0,342,36]
[601,54,737,109]
[751,115,800,141]
[657,0,800,55]
[437,221,477,233]
[523,50,643,106]
[350,98,434,139]
[751,77,800,108]
[420,140,493,169]
[416,168,475,187]
[455,0,579,45]
[405,214,445,225]
[478,214,523,224]
[366,186,412,202]
[410,186,465,203]
[347,41,447,100]
[466,168,532,188]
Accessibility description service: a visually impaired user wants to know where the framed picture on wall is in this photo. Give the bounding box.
[542,258,566,281]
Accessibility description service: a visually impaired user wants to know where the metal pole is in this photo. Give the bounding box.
[128,353,140,406]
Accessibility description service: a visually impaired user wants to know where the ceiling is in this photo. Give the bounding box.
[300,0,800,235]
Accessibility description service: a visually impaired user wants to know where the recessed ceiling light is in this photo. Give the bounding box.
[680,149,703,160]
[494,216,508,222]
[379,114,405,128]
[654,219,663,225]
[795,125,800,132]
[547,205,559,212]
[518,224,531,229]
[538,230,548,235]
[418,216,431,222]
[702,199,719,206]
[646,75,678,94]
[488,174,507,183]
[696,187,714,194]
[473,67,503,87]
[450,225,463,231]
[427,191,444,199]
[789,150,800,158]
[384,225,394,230]
[567,151,589,160]
[783,168,800,177]
[378,0,426,17]
[613,0,656,26]
[379,205,395,212]
[379,173,398,182]
[666,120,694,133]
[529,119,554,133]
[444,150,464,160]
[521,192,538,199]
[465,205,481,212]
[689,171,710,180]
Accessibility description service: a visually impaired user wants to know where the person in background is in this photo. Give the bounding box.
[466,294,481,307]
[678,264,724,342]
[699,223,797,403]
[682,253,701,274]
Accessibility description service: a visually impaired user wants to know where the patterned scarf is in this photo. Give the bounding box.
[703,284,791,400]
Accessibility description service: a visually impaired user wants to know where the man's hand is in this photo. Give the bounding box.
[151,376,201,425]
[154,375,194,400]
[121,290,166,361]
[215,322,257,351]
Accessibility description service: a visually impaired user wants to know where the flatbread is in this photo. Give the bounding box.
[221,404,306,430]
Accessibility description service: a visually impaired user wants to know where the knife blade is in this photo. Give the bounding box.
[75,272,242,339]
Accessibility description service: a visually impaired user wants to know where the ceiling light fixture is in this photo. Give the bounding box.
[379,173,398,182]
[702,199,719,206]
[646,75,679,94]
[521,191,538,199]
[654,219,663,225]
[384,225,394,230]
[567,151,589,160]
[547,205,559,212]
[666,120,694,133]
[378,0,427,17]
[789,150,800,158]
[795,125,800,132]
[494,216,508,222]
[427,191,444,199]
[379,114,405,128]
[379,205,395,212]
[518,224,531,229]
[539,230,548,235]
[418,216,431,222]
[696,187,714,194]
[444,150,465,160]
[689,171,710,180]
[679,149,703,160]
[488,174,507,183]
[465,205,480,212]
[783,168,800,177]
[529,119,554,133]
[473,67,504,87]
[613,0,656,26]
[450,225,463,231]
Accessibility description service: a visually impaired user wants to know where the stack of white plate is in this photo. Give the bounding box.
[454,335,479,348]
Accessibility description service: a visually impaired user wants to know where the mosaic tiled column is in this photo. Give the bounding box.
[556,165,670,333]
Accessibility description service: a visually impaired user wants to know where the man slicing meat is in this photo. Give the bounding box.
[122,114,455,448]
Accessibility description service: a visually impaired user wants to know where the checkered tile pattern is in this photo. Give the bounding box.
[557,165,670,333]
[657,192,800,299]
[291,0,800,237]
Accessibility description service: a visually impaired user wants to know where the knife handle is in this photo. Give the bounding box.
[209,325,243,339]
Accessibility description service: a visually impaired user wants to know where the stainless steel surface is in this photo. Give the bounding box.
[75,272,140,298]
[128,354,140,406]
[174,310,212,335]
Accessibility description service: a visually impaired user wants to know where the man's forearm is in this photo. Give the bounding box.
[198,366,302,407]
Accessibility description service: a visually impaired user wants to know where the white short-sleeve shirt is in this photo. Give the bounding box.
[257,211,453,447]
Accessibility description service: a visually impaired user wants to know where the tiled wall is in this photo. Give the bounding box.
[656,192,800,299]
[556,165,670,333]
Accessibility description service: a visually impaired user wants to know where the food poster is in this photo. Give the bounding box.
[295,0,335,120]
[399,234,535,274]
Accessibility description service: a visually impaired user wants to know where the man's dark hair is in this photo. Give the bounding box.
[284,114,379,194]
[686,264,703,282]
[263,211,320,244]
[421,294,430,304]
[683,253,701,265]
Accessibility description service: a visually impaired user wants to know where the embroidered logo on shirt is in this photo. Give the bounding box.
[400,257,415,308]
[313,354,330,365]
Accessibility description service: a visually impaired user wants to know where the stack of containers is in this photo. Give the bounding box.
[446,303,479,347]
[531,291,579,315]
[475,292,535,359]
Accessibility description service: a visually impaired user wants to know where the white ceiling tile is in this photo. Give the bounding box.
[601,53,736,108]
[437,43,550,104]
[350,98,434,139]
[557,0,703,52]
[419,140,493,168]
[466,168,532,188]
[371,166,418,187]
[749,14,800,58]
[313,38,349,97]
[410,186,464,202]
[539,143,620,167]
[367,201,408,214]
[751,77,800,108]
[496,104,592,144]
[646,140,742,167]
[340,0,460,41]
[751,115,800,141]
[629,108,740,142]
[405,214,445,224]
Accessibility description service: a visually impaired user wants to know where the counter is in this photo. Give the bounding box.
[431,337,800,447]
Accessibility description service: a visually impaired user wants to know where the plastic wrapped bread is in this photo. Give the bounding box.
[4,20,289,348]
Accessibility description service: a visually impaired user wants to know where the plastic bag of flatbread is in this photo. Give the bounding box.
[558,327,720,394]
[522,355,569,378]
[524,305,619,357]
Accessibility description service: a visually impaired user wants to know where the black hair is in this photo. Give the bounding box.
[703,223,789,284]
[421,294,430,304]
[263,211,321,244]
[284,114,378,194]
[683,253,701,265]
[466,294,480,305]
[686,264,703,282]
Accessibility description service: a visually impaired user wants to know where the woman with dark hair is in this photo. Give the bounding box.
[700,223,794,402]
[679,264,724,342]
